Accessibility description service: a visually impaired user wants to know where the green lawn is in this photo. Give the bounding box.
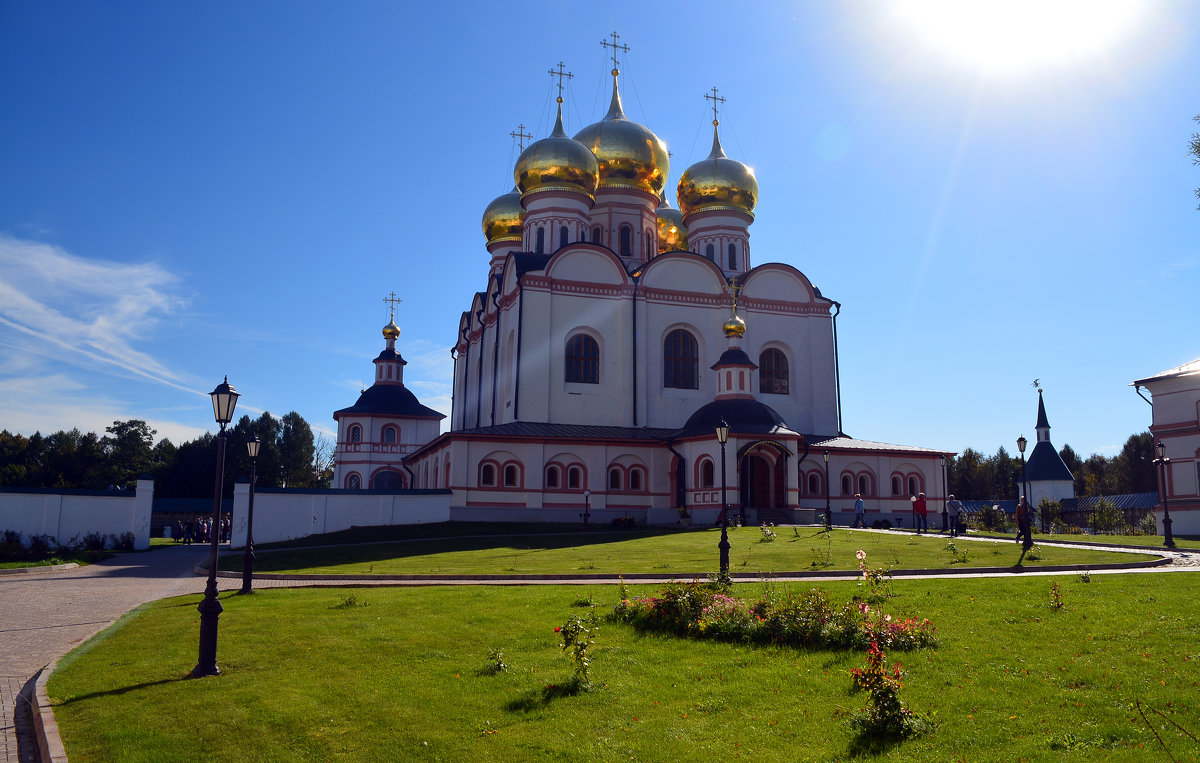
[221,527,1159,576]
[48,574,1200,761]
[1031,533,1200,550]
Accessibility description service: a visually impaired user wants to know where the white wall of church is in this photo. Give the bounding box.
[0,479,153,550]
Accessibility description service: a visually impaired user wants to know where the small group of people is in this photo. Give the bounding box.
[850,492,965,536]
[171,515,231,545]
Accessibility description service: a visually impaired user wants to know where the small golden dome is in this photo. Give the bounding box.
[678,124,758,218]
[515,103,599,201]
[656,197,689,254]
[573,75,669,195]
[723,312,747,339]
[482,188,524,244]
[382,320,401,340]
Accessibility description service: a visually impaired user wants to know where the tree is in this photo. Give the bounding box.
[1112,432,1155,493]
[278,412,317,487]
[103,420,158,488]
[313,433,335,488]
[948,448,988,499]
[1192,115,1200,210]
[1059,443,1083,495]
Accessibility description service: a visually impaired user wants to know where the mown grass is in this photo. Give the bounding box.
[220,527,1158,576]
[48,573,1200,761]
[1033,533,1200,550]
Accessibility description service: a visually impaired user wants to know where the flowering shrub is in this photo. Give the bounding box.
[760,522,777,541]
[944,540,969,564]
[848,635,928,738]
[856,550,894,601]
[611,580,936,652]
[556,612,599,688]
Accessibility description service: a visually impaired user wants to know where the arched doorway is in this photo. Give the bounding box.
[737,440,793,510]
[372,469,406,490]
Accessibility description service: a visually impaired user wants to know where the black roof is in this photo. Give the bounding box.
[450,422,676,441]
[674,398,799,439]
[1035,391,1050,429]
[374,348,406,363]
[511,252,552,277]
[1023,440,1074,482]
[334,384,444,419]
[711,347,756,370]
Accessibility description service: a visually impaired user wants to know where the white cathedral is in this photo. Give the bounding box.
[331,58,951,526]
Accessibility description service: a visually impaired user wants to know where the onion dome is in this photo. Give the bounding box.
[677,123,758,218]
[723,311,746,339]
[515,102,599,201]
[656,195,688,254]
[482,187,524,244]
[382,320,400,341]
[573,73,669,195]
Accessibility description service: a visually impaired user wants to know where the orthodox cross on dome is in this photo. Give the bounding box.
[382,291,402,322]
[510,124,532,151]
[727,278,744,310]
[547,62,573,104]
[601,31,630,74]
[705,86,726,126]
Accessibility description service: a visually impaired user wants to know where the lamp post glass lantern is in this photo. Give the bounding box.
[1154,442,1175,549]
[240,435,261,595]
[192,377,238,678]
[716,420,730,579]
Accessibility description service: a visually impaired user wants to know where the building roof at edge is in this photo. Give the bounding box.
[1133,357,1200,386]
[333,384,444,419]
[1023,440,1074,482]
[806,435,952,455]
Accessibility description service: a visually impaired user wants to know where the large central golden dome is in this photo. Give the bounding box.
[677,124,758,218]
[573,74,669,195]
[515,104,599,201]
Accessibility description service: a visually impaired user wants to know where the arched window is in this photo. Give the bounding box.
[349,425,362,443]
[619,224,632,256]
[908,476,919,496]
[346,473,361,490]
[759,349,789,395]
[504,464,519,487]
[481,464,496,487]
[727,243,737,270]
[841,475,852,496]
[608,467,622,490]
[373,470,404,489]
[701,459,715,488]
[630,468,643,491]
[858,475,869,495]
[535,227,545,253]
[892,476,902,496]
[592,225,601,244]
[545,465,560,489]
[663,329,699,389]
[382,426,397,443]
[808,473,820,495]
[433,458,439,489]
[568,466,582,490]
[560,226,569,248]
[565,334,599,384]
[705,243,715,261]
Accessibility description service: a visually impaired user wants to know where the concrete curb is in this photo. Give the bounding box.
[0,562,79,575]
[32,662,68,763]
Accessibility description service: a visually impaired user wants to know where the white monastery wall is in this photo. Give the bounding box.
[0,478,153,550]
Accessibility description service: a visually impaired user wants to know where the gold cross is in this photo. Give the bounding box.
[727,279,743,310]
[548,62,573,104]
[601,31,629,72]
[705,86,726,126]
[510,124,532,151]
[382,291,402,321]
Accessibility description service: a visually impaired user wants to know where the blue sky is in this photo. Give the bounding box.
[1,1,1196,458]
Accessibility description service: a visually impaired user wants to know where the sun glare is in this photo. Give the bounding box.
[889,0,1144,74]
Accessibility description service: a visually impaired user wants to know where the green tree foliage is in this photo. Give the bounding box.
[103,420,159,488]
[1112,432,1155,494]
[278,412,318,487]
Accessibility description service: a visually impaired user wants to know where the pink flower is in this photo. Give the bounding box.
[856,550,866,561]
[858,602,870,614]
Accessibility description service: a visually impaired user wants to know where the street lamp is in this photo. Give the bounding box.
[823,450,831,528]
[239,435,261,595]
[716,419,730,579]
[1154,442,1175,549]
[582,489,591,529]
[193,376,239,678]
[940,455,948,532]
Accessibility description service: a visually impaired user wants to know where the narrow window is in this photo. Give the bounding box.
[619,224,632,256]
[809,473,820,494]
[349,425,362,443]
[701,460,715,488]
[892,476,901,496]
[560,226,568,248]
[568,466,581,489]
[546,466,560,489]
[347,473,361,490]
[908,476,918,496]
[841,475,852,496]
[663,329,699,389]
[706,243,715,261]
[504,464,519,487]
[481,464,496,486]
[727,243,737,270]
[609,468,622,490]
[535,227,545,253]
[565,334,600,384]
[759,349,789,395]
[592,225,601,244]
[382,426,397,443]
[858,475,868,495]
[630,469,642,491]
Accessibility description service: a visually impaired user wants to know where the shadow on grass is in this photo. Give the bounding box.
[846,729,906,757]
[56,676,186,706]
[503,679,588,712]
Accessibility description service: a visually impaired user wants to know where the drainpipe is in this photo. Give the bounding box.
[474,308,485,429]
[831,300,843,435]
[449,346,458,431]
[490,288,501,426]
[631,276,641,426]
[1133,384,1152,406]
[514,278,525,420]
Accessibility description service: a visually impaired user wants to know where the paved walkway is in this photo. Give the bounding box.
[1,535,1195,761]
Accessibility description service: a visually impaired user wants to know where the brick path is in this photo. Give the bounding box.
[1,535,1195,761]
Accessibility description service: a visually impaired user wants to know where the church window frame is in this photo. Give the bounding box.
[480,463,497,487]
[892,475,902,496]
[348,424,362,443]
[663,328,699,390]
[858,474,872,497]
[841,474,852,496]
[567,465,583,490]
[608,466,623,491]
[727,243,737,270]
[700,458,715,489]
[907,475,922,496]
[808,472,821,495]
[564,333,600,384]
[705,243,715,261]
[346,473,361,490]
[433,457,439,489]
[619,224,633,256]
[560,225,569,249]
[503,463,521,488]
[592,225,602,245]
[545,464,561,489]
[629,467,644,492]
[759,348,789,395]
[382,425,398,444]
[535,226,545,253]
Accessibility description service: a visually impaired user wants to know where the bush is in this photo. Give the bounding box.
[973,504,1014,532]
[1090,499,1127,534]
[3,529,20,546]
[28,534,56,560]
[1038,499,1061,527]
[1136,513,1157,535]
[115,531,136,551]
[1050,518,1085,535]
[82,532,108,551]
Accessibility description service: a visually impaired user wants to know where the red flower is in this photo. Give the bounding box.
[554,627,561,632]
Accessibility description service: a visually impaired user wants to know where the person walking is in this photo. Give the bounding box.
[914,492,928,534]
[852,493,866,528]
[946,494,963,537]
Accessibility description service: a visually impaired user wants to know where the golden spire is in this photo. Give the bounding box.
[600,32,630,120]
[723,280,746,339]
[548,61,573,104]
[704,87,728,160]
[510,124,532,151]
[382,292,401,341]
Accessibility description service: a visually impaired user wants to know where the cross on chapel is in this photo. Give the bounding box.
[547,62,573,104]
[601,31,630,73]
[510,124,532,151]
[382,291,402,322]
[705,86,726,126]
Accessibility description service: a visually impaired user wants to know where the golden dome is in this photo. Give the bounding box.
[723,311,747,339]
[656,197,689,254]
[382,320,401,340]
[573,74,669,195]
[678,124,758,218]
[515,103,599,201]
[482,188,523,244]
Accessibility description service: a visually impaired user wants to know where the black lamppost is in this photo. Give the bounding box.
[239,434,260,595]
[192,376,239,678]
[716,419,730,579]
[1016,435,1029,535]
[940,455,948,532]
[1154,442,1175,549]
[823,450,831,527]
[582,489,591,528]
